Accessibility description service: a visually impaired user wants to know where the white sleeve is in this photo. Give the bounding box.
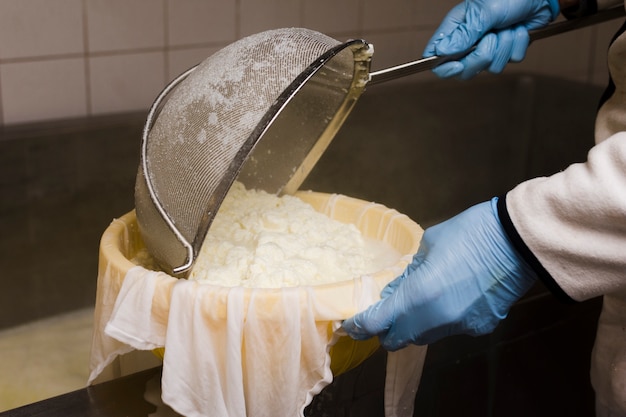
[506,133,626,301]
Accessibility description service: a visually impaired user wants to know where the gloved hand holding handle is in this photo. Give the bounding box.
[424,0,560,79]
[342,198,538,350]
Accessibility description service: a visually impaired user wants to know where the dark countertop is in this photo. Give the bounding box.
[0,367,174,417]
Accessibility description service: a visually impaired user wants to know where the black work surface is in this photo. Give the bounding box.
[0,368,164,417]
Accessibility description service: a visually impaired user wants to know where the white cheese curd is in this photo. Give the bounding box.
[188,182,399,288]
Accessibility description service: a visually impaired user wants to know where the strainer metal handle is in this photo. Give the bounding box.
[367,6,626,85]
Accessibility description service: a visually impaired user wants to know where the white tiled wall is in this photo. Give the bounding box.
[0,0,622,126]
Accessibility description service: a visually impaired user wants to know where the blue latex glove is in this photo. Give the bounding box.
[342,198,537,350]
[424,0,559,79]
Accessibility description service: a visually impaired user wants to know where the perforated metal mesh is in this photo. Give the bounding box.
[135,28,371,274]
[158,30,337,228]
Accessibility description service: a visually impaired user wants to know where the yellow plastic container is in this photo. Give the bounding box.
[98,191,422,375]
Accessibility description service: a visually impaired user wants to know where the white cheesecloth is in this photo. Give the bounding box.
[89,195,427,417]
[89,262,427,417]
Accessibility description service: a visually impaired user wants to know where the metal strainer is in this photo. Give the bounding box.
[136,8,625,276]
[135,28,373,276]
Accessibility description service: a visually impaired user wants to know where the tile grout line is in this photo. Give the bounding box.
[82,0,92,116]
[163,0,170,82]
[235,0,242,40]
[0,61,4,126]
[0,43,237,66]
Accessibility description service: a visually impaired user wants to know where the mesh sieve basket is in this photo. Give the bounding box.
[135,28,373,275]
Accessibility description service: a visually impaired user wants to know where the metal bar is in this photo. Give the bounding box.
[368,6,625,85]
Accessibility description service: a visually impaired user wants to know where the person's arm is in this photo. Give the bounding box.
[342,197,539,350]
[342,0,626,351]
[342,133,626,349]
[423,0,559,79]
[505,133,626,301]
